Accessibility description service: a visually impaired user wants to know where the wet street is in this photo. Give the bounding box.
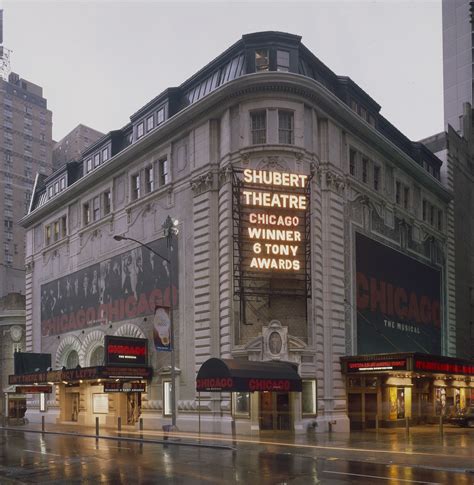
[0,427,473,484]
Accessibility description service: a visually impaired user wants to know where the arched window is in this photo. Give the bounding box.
[66,350,79,369]
[90,346,104,367]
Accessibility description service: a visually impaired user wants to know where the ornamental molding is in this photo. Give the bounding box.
[218,165,233,186]
[80,329,106,366]
[114,323,146,339]
[322,168,345,195]
[55,334,83,368]
[190,171,216,195]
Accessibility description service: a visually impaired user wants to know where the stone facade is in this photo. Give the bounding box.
[21,33,453,433]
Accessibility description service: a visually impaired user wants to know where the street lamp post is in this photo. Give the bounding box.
[113,215,179,429]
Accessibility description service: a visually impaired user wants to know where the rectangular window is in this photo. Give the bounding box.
[132,174,141,200]
[163,381,172,416]
[146,115,154,132]
[60,177,66,190]
[430,205,434,226]
[302,380,317,416]
[92,196,100,221]
[83,202,91,226]
[86,158,92,173]
[94,153,100,168]
[349,148,357,176]
[61,216,67,238]
[232,392,250,417]
[362,158,369,184]
[137,122,144,139]
[54,181,59,194]
[48,186,53,198]
[277,50,290,72]
[157,108,165,125]
[403,186,409,210]
[53,221,60,242]
[45,225,51,245]
[103,190,111,215]
[251,111,266,144]
[396,181,401,204]
[159,159,169,186]
[102,147,109,162]
[373,165,380,191]
[255,49,269,71]
[145,165,154,193]
[437,209,443,231]
[422,199,427,221]
[278,110,294,144]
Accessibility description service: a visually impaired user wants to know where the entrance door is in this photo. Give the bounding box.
[259,392,291,431]
[65,392,79,422]
[347,393,363,430]
[364,393,377,428]
[8,398,26,419]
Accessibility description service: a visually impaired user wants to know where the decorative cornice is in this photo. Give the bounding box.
[22,72,452,228]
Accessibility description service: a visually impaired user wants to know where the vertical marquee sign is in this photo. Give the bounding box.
[233,168,311,298]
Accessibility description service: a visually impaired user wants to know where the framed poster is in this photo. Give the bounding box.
[154,306,171,351]
[92,393,109,414]
[40,393,46,412]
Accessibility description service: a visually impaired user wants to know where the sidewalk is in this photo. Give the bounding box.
[2,419,473,455]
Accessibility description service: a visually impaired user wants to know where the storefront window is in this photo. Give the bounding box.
[163,381,172,416]
[232,392,250,417]
[435,388,446,416]
[397,389,405,419]
[348,377,361,388]
[302,380,317,416]
[366,377,377,388]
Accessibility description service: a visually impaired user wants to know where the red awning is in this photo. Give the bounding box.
[196,358,302,392]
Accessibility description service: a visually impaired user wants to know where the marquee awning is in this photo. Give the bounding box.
[196,358,302,392]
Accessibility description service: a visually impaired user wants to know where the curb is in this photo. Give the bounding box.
[0,426,235,451]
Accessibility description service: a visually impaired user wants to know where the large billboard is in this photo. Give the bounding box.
[355,233,441,354]
[40,237,178,337]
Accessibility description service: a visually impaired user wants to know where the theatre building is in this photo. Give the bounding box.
[14,31,466,433]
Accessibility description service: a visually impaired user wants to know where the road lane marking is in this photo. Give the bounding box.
[323,470,441,484]
[23,449,62,457]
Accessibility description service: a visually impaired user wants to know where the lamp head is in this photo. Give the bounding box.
[113,235,124,241]
[162,216,179,237]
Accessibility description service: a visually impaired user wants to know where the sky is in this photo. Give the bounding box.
[2,0,443,142]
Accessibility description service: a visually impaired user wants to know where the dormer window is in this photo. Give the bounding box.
[137,122,144,139]
[277,50,290,72]
[146,115,154,132]
[255,49,269,72]
[94,153,100,168]
[157,108,165,125]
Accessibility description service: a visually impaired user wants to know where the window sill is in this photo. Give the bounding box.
[42,236,69,255]
[125,184,171,212]
[78,213,114,236]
